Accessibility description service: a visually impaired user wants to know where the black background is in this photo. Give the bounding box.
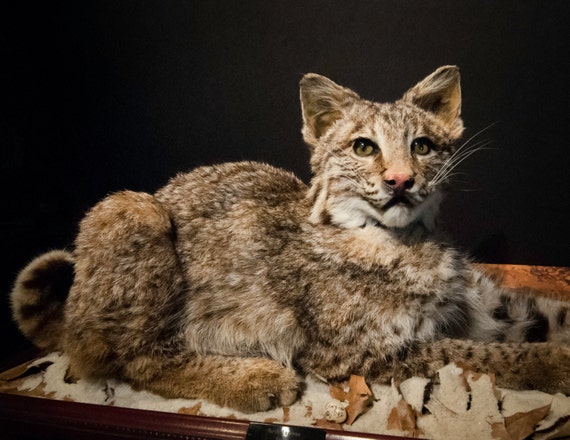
[2,1,569,358]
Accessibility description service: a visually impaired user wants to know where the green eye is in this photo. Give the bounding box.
[353,138,378,157]
[411,137,434,156]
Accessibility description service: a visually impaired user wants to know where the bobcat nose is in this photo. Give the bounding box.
[384,173,415,194]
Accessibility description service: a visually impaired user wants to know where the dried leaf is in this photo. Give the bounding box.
[504,404,551,440]
[282,406,290,423]
[387,398,422,437]
[329,384,347,401]
[344,375,374,425]
[0,360,54,397]
[491,422,512,440]
[456,361,496,389]
[1,361,53,382]
[457,362,483,386]
[178,402,202,415]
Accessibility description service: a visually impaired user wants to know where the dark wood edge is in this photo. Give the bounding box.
[0,392,249,439]
[0,352,412,440]
[0,393,410,440]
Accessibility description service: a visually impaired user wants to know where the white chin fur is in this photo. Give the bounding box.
[380,205,419,228]
[381,191,442,231]
[328,191,442,231]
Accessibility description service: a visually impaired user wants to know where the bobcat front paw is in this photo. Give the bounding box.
[221,360,301,413]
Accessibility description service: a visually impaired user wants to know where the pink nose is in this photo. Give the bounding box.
[384,173,415,194]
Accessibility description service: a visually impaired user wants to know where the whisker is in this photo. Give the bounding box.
[436,139,494,176]
[457,187,485,192]
[444,123,497,165]
[458,123,497,151]
[444,141,493,173]
[429,135,495,187]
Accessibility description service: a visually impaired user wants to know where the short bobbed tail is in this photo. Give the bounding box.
[11,250,75,351]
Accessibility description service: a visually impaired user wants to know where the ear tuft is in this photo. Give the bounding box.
[403,66,463,135]
[299,74,359,146]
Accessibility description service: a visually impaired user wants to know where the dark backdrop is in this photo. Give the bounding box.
[2,1,569,358]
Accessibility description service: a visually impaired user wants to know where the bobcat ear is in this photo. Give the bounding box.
[403,65,463,136]
[300,74,359,145]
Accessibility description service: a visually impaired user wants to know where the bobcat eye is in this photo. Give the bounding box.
[353,138,378,157]
[411,137,434,156]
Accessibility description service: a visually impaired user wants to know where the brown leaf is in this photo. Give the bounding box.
[504,404,551,440]
[491,422,512,440]
[1,360,53,382]
[457,362,483,384]
[456,361,476,377]
[329,384,347,402]
[178,402,202,415]
[456,361,496,389]
[282,406,290,424]
[388,398,419,435]
[344,375,374,425]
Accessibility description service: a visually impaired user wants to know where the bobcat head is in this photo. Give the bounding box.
[300,66,464,231]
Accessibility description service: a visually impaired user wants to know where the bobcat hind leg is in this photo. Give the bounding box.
[63,190,187,383]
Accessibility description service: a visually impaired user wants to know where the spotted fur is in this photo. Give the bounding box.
[11,66,570,412]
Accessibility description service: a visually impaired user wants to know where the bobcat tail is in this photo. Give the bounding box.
[10,250,75,351]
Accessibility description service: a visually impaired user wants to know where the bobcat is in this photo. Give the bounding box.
[11,66,570,413]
